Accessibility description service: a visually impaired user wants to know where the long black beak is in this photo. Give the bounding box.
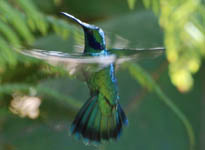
[60,12,98,30]
[61,12,106,52]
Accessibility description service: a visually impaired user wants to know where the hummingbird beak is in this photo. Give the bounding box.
[60,12,99,30]
[61,12,106,52]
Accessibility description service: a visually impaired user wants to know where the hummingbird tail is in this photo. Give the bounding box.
[70,95,128,143]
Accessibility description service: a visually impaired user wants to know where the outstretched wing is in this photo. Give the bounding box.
[18,49,116,80]
[108,47,165,64]
[18,47,165,80]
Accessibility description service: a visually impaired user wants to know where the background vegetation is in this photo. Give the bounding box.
[0,0,204,150]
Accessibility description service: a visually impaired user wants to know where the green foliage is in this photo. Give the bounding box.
[0,0,203,150]
[0,0,82,99]
[0,1,84,126]
[127,0,137,10]
[0,0,80,69]
[127,0,205,92]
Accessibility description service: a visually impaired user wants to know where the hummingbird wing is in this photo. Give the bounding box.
[107,47,165,64]
[18,47,165,80]
[18,49,116,80]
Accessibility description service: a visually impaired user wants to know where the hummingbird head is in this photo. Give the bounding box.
[61,12,106,54]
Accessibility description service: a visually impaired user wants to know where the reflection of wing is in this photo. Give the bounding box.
[108,47,165,64]
[19,49,116,80]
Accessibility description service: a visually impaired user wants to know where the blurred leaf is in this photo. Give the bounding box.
[139,0,205,92]
[127,0,136,10]
[17,0,48,34]
[0,0,81,71]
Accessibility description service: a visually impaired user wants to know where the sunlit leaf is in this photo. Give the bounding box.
[141,0,205,92]
[127,0,136,10]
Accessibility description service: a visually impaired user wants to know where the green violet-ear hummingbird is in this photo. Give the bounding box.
[19,12,165,144]
[61,12,128,143]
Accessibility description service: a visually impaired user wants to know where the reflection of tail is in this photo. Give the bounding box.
[70,94,128,143]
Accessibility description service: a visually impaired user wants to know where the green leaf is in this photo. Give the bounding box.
[0,1,35,43]
[17,0,48,35]
[0,20,21,47]
[140,0,205,92]
[127,0,136,10]
[0,37,17,67]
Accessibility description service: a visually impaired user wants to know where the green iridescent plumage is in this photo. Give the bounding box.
[61,12,128,143]
[19,13,164,144]
[18,12,164,144]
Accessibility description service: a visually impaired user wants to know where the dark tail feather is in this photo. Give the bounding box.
[70,95,128,144]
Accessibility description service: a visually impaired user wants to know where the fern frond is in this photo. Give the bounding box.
[0,20,21,47]
[16,0,48,35]
[0,0,35,43]
[0,0,82,71]
[0,37,16,67]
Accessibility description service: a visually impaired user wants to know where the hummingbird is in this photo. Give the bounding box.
[19,12,165,144]
[60,12,128,143]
